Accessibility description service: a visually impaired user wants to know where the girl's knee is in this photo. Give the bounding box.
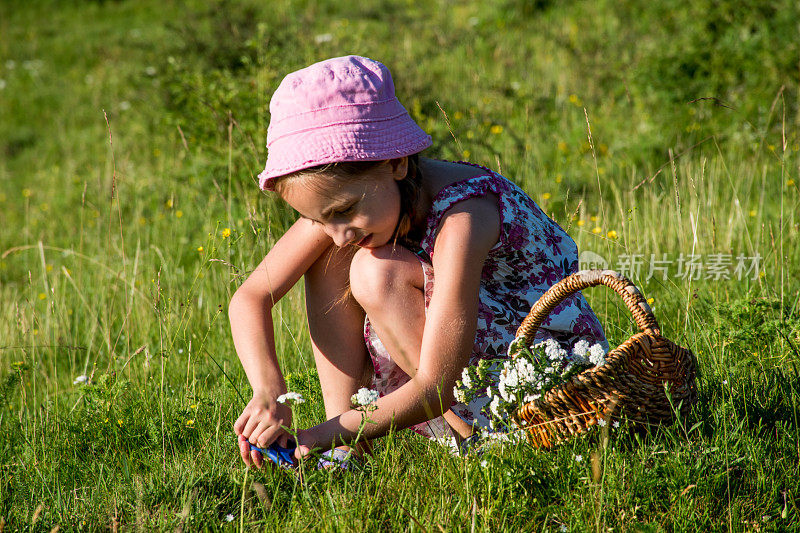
[349,244,422,308]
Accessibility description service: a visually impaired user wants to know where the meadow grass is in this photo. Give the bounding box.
[1,0,799,530]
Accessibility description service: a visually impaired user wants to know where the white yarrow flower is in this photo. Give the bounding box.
[225,514,234,522]
[73,374,88,385]
[588,343,607,366]
[351,387,379,406]
[461,367,473,390]
[276,392,305,405]
[597,418,607,427]
[540,338,563,361]
[571,339,590,364]
[489,396,502,418]
[574,454,583,462]
[498,380,509,402]
[453,386,466,403]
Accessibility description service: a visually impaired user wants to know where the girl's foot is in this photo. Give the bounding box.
[316,447,358,470]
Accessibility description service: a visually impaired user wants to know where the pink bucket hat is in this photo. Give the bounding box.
[258,55,432,191]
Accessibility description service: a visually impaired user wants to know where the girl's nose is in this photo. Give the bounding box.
[327,222,355,247]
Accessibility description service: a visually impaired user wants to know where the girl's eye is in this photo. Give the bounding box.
[334,204,355,217]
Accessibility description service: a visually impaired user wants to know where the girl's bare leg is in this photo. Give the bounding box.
[304,244,373,454]
[348,244,474,440]
[305,244,372,417]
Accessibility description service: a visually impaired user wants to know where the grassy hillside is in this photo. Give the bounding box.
[1,0,798,530]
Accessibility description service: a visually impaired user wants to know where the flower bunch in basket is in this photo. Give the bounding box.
[454,337,609,431]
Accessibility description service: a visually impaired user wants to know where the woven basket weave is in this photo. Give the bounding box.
[513,269,698,448]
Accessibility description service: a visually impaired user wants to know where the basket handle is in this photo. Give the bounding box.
[515,269,660,344]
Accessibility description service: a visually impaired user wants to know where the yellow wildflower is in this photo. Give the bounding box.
[787,179,795,187]
[462,150,471,159]
[568,94,581,106]
[186,419,195,428]
[577,220,585,227]
[542,192,551,201]
[197,246,204,253]
[749,209,757,217]
[46,264,53,272]
[490,125,503,135]
[453,111,463,120]
[222,228,231,238]
[555,174,563,183]
[647,297,655,304]
[590,215,598,222]
[592,226,602,234]
[557,141,567,153]
[117,419,123,426]
[176,210,183,218]
[165,198,173,209]
[22,189,32,198]
[38,293,46,300]
[606,230,618,239]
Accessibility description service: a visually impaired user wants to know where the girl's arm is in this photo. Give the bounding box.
[298,196,500,453]
[230,217,331,465]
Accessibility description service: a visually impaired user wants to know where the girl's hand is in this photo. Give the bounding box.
[234,394,292,468]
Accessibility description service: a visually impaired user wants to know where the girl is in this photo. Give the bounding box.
[230,55,607,468]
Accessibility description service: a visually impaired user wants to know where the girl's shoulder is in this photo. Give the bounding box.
[419,160,567,258]
[424,159,524,202]
[422,159,494,196]
[421,159,516,224]
[419,159,504,254]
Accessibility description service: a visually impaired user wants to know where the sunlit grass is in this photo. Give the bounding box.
[1,0,799,530]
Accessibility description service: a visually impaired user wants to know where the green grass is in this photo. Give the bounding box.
[1,0,799,530]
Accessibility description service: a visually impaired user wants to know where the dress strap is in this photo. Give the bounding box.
[420,170,513,256]
[398,239,432,264]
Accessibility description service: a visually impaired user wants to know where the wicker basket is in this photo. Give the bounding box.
[513,269,698,448]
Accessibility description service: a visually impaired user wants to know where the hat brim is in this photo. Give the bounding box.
[258,114,432,191]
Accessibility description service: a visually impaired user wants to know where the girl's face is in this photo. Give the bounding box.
[281,159,407,248]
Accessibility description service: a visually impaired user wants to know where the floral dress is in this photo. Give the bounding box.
[364,162,608,439]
